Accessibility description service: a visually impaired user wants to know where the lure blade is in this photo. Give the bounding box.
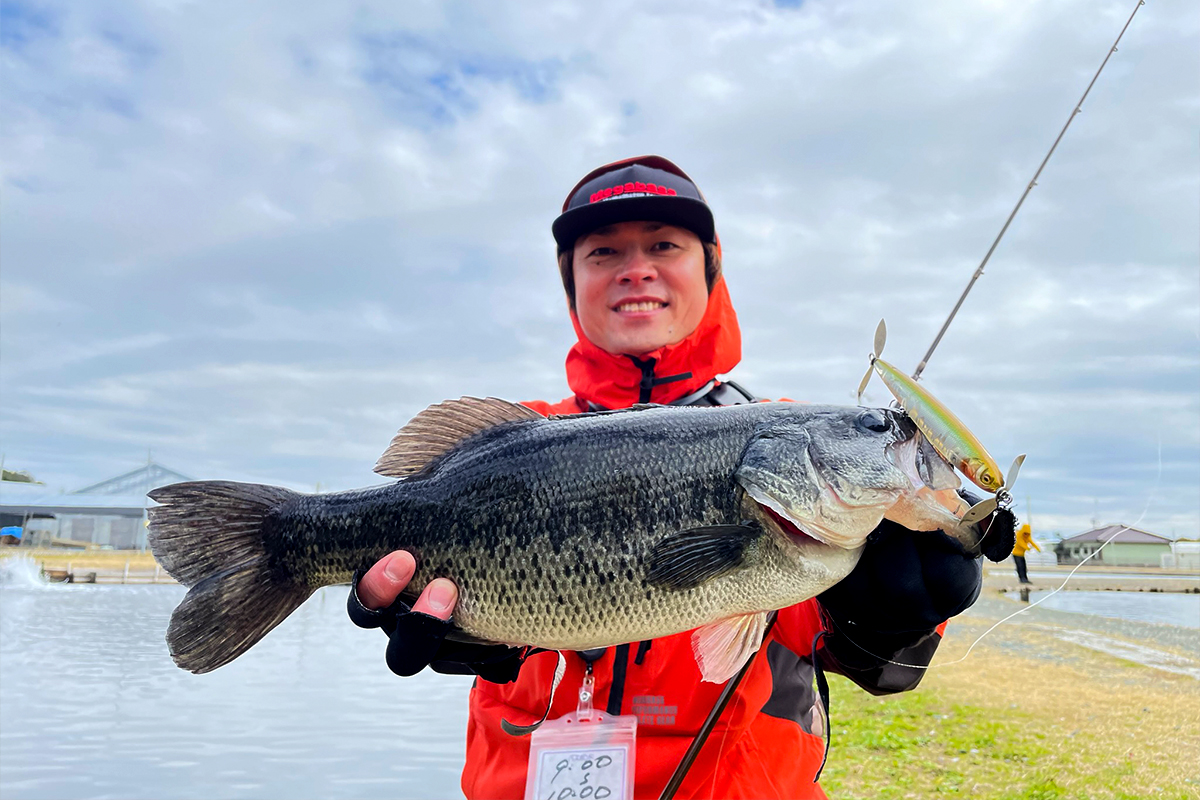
[961,498,997,526]
[1004,454,1026,491]
[857,319,888,402]
[856,363,874,403]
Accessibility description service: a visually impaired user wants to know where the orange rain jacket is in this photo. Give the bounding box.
[461,277,941,800]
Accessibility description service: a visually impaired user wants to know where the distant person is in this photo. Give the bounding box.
[1013,523,1040,584]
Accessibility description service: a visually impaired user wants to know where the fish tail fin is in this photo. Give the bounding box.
[148,481,312,674]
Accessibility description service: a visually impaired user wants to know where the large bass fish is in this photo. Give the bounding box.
[149,398,981,683]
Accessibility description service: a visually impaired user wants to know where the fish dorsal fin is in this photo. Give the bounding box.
[547,403,666,420]
[375,397,541,478]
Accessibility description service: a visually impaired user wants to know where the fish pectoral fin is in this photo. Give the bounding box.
[375,397,541,478]
[646,525,761,590]
[692,611,769,684]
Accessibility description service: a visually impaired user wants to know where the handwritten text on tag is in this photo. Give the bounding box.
[535,747,628,800]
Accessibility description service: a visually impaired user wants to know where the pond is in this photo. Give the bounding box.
[0,577,472,800]
[1005,588,1200,629]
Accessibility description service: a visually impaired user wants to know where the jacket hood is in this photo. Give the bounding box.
[564,275,742,410]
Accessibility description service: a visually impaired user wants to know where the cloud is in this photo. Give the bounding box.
[1,0,1196,538]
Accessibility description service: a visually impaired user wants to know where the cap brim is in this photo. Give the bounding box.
[552,196,716,251]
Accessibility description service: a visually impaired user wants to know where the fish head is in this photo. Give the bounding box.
[737,404,970,550]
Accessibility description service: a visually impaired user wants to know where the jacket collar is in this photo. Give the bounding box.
[564,276,742,410]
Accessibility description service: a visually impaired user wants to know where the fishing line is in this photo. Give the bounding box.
[832,436,1164,672]
[911,0,1146,381]
[841,0,1152,672]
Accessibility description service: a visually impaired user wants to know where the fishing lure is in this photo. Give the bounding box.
[857,319,1025,525]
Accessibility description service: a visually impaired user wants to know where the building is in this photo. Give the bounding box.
[0,462,192,550]
[1056,525,1173,568]
[1164,540,1200,570]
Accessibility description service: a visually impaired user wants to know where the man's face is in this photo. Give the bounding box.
[571,221,709,357]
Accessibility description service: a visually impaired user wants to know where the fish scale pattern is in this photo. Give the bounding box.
[268,403,922,650]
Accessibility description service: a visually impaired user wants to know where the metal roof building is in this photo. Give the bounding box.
[1057,525,1174,568]
[0,462,193,550]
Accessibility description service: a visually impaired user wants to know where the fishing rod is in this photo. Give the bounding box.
[827,0,1150,685]
[658,612,777,800]
[660,3,1146,797]
[911,0,1146,380]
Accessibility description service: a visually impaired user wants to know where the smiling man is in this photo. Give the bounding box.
[570,220,709,358]
[348,156,993,800]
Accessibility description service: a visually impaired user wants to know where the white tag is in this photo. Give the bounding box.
[523,713,637,800]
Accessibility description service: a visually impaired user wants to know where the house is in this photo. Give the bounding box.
[1056,525,1173,568]
[0,461,193,550]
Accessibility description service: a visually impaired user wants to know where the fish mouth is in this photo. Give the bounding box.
[744,464,893,551]
[880,433,976,540]
[746,431,970,550]
[886,433,966,516]
[759,505,826,548]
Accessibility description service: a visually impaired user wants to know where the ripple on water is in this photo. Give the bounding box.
[1005,589,1200,629]
[1,584,472,800]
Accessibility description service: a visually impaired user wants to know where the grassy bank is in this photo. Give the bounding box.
[821,603,1199,799]
[0,548,159,571]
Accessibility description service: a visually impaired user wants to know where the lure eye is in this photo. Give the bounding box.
[855,409,891,433]
[975,466,1000,491]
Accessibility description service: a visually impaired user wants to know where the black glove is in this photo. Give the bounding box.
[819,490,1014,632]
[347,573,526,684]
[814,494,1014,693]
[818,519,981,635]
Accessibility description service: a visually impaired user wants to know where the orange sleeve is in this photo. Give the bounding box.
[521,396,586,416]
[519,399,554,416]
[770,598,827,657]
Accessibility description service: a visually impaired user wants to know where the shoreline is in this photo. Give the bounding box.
[3,552,1197,797]
[983,562,1199,594]
[0,549,172,584]
[4,550,1198,592]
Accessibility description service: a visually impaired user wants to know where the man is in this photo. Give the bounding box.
[1013,523,1040,584]
[349,156,997,799]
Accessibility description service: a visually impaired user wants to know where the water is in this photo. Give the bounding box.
[1007,589,1200,629]
[0,579,472,799]
[0,556,47,587]
[6,572,1196,800]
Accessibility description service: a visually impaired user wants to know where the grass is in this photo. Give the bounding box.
[0,548,160,571]
[820,618,1200,799]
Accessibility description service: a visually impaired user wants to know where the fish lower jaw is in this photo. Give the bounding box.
[746,491,861,550]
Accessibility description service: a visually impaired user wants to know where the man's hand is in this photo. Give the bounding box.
[348,551,526,683]
[356,551,458,621]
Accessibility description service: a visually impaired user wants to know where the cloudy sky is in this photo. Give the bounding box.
[2,0,1196,538]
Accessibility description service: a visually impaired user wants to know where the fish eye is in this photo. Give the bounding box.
[855,409,890,433]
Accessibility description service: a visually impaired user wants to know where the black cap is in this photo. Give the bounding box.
[552,155,716,252]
